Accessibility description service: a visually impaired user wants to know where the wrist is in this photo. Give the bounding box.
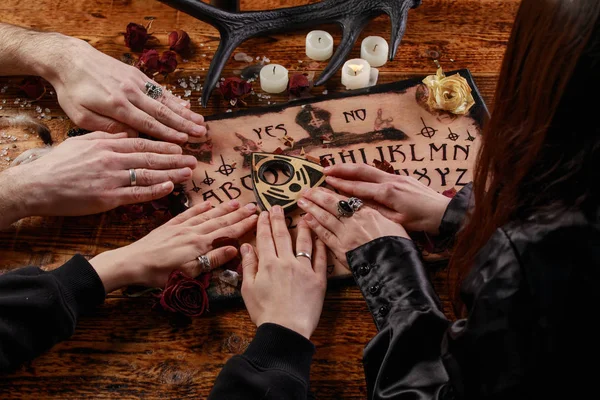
[0,167,34,228]
[89,247,137,293]
[426,196,452,235]
[33,34,83,85]
[258,319,313,340]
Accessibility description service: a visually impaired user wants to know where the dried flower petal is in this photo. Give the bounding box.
[220,77,252,101]
[288,73,311,98]
[158,270,210,317]
[124,22,148,51]
[422,68,475,115]
[19,77,46,101]
[168,30,191,54]
[158,51,178,75]
[373,159,395,174]
[320,158,331,168]
[136,49,160,74]
[442,188,457,199]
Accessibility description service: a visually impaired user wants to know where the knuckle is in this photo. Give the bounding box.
[144,153,157,169]
[142,116,157,132]
[155,104,171,120]
[137,169,150,185]
[133,138,148,152]
[132,186,146,202]
[168,155,179,169]
[321,230,334,243]
[119,81,137,94]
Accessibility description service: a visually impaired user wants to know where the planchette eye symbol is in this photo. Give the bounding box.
[251,152,326,213]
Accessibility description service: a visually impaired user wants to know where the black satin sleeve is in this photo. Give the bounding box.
[346,237,454,399]
[432,183,473,252]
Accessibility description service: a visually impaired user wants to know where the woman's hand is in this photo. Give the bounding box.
[11,131,197,218]
[298,187,409,270]
[90,201,259,291]
[240,207,328,340]
[324,164,451,235]
[46,37,206,144]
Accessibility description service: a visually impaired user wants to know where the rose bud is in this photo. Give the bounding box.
[136,49,160,74]
[168,30,191,54]
[124,22,148,51]
[288,73,311,98]
[159,271,210,317]
[220,77,252,101]
[158,51,178,75]
[19,76,46,100]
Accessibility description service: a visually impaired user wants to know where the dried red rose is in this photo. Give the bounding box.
[159,270,210,317]
[136,49,160,74]
[168,29,191,54]
[320,158,331,168]
[373,159,395,174]
[220,77,252,101]
[288,73,311,98]
[158,51,178,74]
[124,22,148,51]
[19,76,46,100]
[212,237,243,276]
[442,188,458,199]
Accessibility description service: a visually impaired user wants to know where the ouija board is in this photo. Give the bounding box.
[184,69,488,300]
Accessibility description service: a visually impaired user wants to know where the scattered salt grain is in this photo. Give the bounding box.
[184,90,191,97]
[44,108,50,113]
[322,90,328,95]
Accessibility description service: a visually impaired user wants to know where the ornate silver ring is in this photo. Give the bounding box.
[348,197,364,212]
[129,168,137,187]
[145,82,163,100]
[198,255,211,272]
[296,252,312,261]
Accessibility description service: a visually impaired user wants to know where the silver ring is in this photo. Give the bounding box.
[348,197,364,212]
[145,82,163,100]
[198,255,211,272]
[337,200,355,218]
[129,168,137,187]
[296,252,312,261]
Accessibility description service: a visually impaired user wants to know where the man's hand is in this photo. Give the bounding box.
[1,132,197,228]
[0,24,206,144]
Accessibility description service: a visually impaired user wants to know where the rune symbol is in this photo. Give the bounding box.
[191,180,202,193]
[418,117,437,139]
[447,128,459,141]
[216,155,235,177]
[466,130,476,142]
[202,171,215,186]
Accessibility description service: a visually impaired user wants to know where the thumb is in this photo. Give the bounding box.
[206,246,239,271]
[240,243,258,280]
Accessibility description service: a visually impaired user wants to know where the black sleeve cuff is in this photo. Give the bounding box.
[434,183,474,251]
[347,237,443,331]
[49,254,106,318]
[242,323,315,385]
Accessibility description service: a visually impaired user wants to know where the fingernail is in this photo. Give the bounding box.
[272,205,282,214]
[300,188,310,195]
[324,166,332,173]
[178,133,188,143]
[260,211,269,218]
[180,168,192,178]
[297,198,307,207]
[168,145,182,154]
[303,213,314,222]
[229,200,240,208]
[180,101,190,107]
[162,182,172,190]
[240,244,251,256]
[225,247,238,257]
[245,203,257,211]
[325,176,335,183]
[192,125,207,135]
[191,113,205,124]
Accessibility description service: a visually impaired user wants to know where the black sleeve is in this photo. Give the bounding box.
[0,254,106,371]
[347,237,454,399]
[431,182,473,252]
[209,323,315,400]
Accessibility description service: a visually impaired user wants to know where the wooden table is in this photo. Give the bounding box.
[0,0,519,398]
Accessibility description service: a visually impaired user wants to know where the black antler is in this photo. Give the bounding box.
[159,0,422,107]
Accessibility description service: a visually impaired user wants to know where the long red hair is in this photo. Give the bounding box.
[450,0,600,315]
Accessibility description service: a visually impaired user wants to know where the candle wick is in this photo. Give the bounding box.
[273,66,276,74]
[373,44,378,52]
[319,37,322,43]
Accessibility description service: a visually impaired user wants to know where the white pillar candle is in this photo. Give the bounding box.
[306,30,334,61]
[369,67,379,87]
[341,59,371,90]
[260,64,289,94]
[360,36,389,67]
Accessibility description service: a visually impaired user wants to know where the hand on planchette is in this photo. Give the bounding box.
[43,36,206,143]
[240,207,328,340]
[324,163,451,235]
[298,187,410,270]
[90,201,259,293]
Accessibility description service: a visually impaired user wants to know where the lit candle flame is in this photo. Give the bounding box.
[348,64,364,76]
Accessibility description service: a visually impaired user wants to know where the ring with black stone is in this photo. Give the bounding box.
[337,200,355,218]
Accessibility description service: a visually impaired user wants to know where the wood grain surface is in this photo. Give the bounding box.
[0,0,519,398]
